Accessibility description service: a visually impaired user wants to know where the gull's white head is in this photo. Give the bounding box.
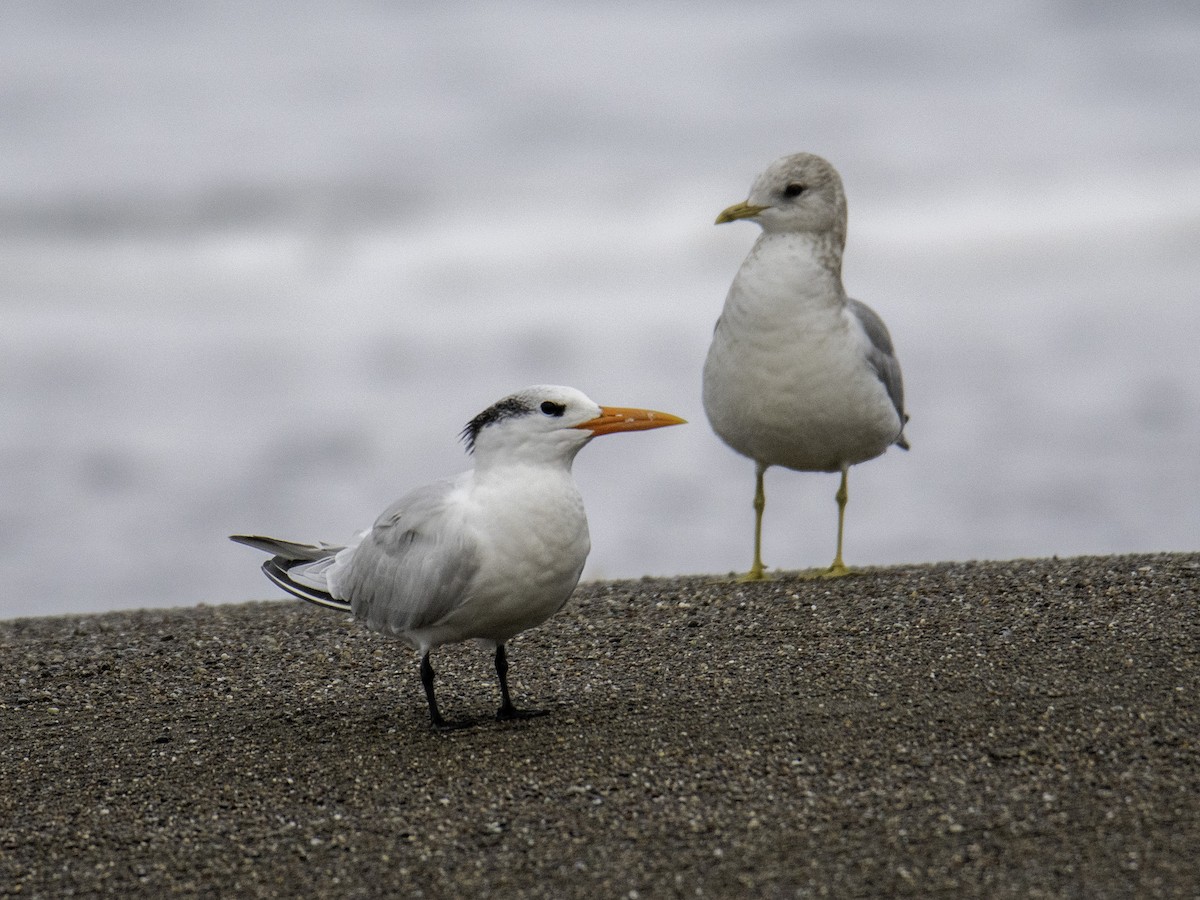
[462,385,685,467]
[715,152,848,242]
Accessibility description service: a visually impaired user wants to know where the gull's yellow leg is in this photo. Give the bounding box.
[820,466,854,578]
[738,464,768,581]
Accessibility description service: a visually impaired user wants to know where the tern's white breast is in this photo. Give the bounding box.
[439,465,590,645]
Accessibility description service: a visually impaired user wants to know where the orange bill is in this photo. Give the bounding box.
[576,406,687,436]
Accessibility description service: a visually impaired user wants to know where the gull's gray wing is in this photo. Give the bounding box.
[330,475,482,637]
[848,297,909,449]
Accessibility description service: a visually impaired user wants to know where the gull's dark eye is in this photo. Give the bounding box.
[784,183,805,198]
[540,401,566,417]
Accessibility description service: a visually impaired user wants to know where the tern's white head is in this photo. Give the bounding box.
[462,385,685,469]
[715,152,848,243]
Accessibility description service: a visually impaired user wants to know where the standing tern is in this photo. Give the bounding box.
[232,385,684,729]
[702,152,908,581]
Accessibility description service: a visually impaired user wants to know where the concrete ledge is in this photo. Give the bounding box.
[2,552,1198,897]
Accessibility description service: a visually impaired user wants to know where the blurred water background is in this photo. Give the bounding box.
[3,1,1199,619]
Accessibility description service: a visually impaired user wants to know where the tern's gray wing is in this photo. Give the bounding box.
[229,534,346,561]
[332,476,482,637]
[229,534,353,611]
[848,297,909,448]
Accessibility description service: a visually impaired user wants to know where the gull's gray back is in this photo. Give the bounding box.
[848,297,908,445]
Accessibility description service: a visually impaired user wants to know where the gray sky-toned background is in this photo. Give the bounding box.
[3,1,1199,617]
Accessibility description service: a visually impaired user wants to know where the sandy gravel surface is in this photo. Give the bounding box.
[2,552,1197,898]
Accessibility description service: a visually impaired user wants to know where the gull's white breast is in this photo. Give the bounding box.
[703,234,902,473]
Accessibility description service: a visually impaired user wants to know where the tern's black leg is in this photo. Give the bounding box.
[494,644,547,721]
[419,652,446,728]
[420,652,475,731]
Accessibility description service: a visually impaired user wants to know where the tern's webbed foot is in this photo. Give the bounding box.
[430,714,479,732]
[496,703,548,722]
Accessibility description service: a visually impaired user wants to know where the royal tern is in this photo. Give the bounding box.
[232,385,684,728]
[702,152,908,580]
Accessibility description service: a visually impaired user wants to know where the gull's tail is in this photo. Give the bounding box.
[229,534,352,613]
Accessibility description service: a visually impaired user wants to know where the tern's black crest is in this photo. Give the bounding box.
[460,396,535,454]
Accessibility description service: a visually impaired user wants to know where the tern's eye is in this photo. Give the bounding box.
[540,401,566,417]
[783,183,805,198]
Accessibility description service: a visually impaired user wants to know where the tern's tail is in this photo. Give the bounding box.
[229,534,352,613]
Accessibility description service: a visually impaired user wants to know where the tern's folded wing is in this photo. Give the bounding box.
[330,476,481,636]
